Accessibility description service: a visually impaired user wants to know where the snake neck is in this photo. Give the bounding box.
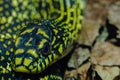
[46,19,79,57]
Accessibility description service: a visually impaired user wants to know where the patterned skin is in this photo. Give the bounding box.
[0,0,86,79]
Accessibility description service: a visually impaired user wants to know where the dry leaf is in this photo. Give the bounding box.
[65,62,91,80]
[108,1,120,28]
[91,42,120,66]
[94,65,119,80]
[67,47,90,68]
[78,20,100,46]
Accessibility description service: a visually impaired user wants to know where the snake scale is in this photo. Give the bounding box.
[0,0,86,80]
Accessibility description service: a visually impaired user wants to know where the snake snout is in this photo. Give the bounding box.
[12,48,42,73]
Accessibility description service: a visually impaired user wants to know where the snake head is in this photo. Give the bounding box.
[12,20,62,74]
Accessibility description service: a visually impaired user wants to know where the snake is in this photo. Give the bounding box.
[0,0,86,80]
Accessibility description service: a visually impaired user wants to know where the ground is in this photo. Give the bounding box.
[64,0,120,80]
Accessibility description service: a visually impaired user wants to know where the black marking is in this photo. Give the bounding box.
[42,43,50,57]
[50,11,61,19]
[63,0,67,12]
[53,1,60,10]
[56,15,67,25]
[31,28,38,36]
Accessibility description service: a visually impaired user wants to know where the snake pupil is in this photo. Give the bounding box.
[42,43,50,56]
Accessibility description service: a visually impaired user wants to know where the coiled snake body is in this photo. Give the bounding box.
[0,0,86,79]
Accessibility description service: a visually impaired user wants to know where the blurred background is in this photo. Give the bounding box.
[65,0,120,80]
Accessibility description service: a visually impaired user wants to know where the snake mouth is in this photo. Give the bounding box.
[12,48,45,74]
[12,55,44,74]
[12,44,61,74]
[12,50,56,74]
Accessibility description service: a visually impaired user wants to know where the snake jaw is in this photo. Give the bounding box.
[12,47,61,74]
[12,54,43,73]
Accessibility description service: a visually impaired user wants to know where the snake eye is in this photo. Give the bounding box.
[42,43,50,56]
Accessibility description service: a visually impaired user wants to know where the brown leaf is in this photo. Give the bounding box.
[94,65,119,80]
[91,42,120,66]
[108,1,120,28]
[67,47,90,68]
[65,62,91,80]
